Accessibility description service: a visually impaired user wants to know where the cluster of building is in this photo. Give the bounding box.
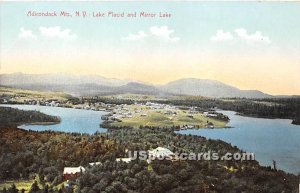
[63,147,176,182]
[145,102,176,110]
[103,102,181,122]
[115,147,177,164]
[203,111,218,117]
[72,102,116,111]
[45,101,60,107]
[1,96,18,104]
[111,104,136,119]
[180,125,195,130]
[1,97,63,107]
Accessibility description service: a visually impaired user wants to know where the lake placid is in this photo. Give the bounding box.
[1,104,107,134]
[3,105,300,174]
[177,111,300,174]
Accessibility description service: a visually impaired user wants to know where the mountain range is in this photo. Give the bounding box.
[0,73,272,98]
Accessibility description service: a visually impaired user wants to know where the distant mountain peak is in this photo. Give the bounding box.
[0,73,272,98]
[160,78,271,98]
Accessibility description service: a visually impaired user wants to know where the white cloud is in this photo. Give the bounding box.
[121,26,179,43]
[210,30,233,42]
[18,27,36,39]
[121,31,148,41]
[210,28,271,44]
[39,26,77,40]
[150,26,180,42]
[234,28,271,44]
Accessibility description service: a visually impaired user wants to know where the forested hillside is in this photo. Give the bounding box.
[0,127,298,193]
[0,107,60,127]
[156,97,300,125]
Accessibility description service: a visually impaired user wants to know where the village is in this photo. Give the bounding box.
[101,102,229,129]
[17,99,228,129]
[0,87,229,130]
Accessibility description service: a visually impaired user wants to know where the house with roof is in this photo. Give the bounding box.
[63,166,85,180]
[148,147,176,163]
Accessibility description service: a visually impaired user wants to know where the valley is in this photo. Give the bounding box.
[1,84,300,193]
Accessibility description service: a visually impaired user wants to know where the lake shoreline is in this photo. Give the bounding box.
[20,121,60,126]
[2,105,300,175]
[0,104,108,134]
[178,110,300,175]
[235,112,300,125]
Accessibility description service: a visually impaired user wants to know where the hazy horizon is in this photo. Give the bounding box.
[1,2,300,95]
[1,72,299,97]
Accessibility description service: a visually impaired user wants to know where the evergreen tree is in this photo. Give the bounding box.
[29,181,40,193]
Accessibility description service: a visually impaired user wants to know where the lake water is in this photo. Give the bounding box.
[1,104,107,134]
[177,111,300,174]
[2,105,300,174]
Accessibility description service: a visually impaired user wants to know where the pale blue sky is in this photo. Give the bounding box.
[2,2,300,48]
[1,2,300,94]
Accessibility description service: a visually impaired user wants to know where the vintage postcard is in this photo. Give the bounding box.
[0,1,300,193]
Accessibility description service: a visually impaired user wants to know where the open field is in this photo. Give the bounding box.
[0,87,70,103]
[111,104,227,128]
[0,180,35,192]
[0,177,66,192]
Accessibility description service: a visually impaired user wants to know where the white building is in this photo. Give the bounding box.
[116,158,132,163]
[63,166,85,175]
[89,162,102,166]
[148,147,175,162]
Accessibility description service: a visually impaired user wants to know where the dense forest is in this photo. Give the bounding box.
[152,97,300,125]
[0,107,60,127]
[0,128,119,191]
[0,126,299,192]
